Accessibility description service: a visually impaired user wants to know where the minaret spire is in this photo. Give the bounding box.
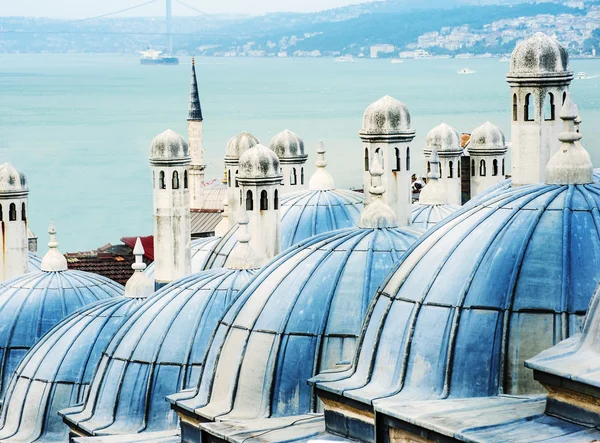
[358,155,398,229]
[188,58,205,210]
[124,238,154,299]
[545,92,593,185]
[309,141,335,191]
[41,221,68,272]
[418,147,448,205]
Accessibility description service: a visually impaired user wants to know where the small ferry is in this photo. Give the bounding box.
[390,59,404,64]
[334,55,354,63]
[140,49,179,65]
[458,68,475,74]
[577,72,587,79]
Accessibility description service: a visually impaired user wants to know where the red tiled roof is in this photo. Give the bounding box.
[461,133,471,149]
[65,250,135,286]
[121,236,154,261]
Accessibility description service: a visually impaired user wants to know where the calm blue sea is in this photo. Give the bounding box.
[0,54,599,252]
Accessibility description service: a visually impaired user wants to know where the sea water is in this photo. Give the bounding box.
[0,54,599,252]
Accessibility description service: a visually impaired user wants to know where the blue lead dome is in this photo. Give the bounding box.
[170,224,420,421]
[60,268,256,436]
[316,182,600,405]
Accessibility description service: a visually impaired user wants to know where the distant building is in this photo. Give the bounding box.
[370,43,395,58]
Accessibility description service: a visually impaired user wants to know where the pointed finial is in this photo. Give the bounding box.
[225,207,262,270]
[309,141,335,191]
[188,58,203,121]
[40,221,68,272]
[358,155,397,229]
[545,92,593,185]
[125,238,154,299]
[418,147,448,205]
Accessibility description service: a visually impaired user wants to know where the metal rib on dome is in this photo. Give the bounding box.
[168,226,421,422]
[0,297,143,442]
[27,253,42,272]
[60,268,256,437]
[411,203,459,232]
[0,270,123,398]
[316,183,600,407]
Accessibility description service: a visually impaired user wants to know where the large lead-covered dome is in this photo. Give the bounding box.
[60,268,256,436]
[169,225,421,421]
[0,296,144,442]
[316,182,600,405]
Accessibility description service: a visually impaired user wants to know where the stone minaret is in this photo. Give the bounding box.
[150,129,191,289]
[468,122,508,197]
[0,163,29,281]
[237,143,282,264]
[360,96,415,226]
[507,32,573,186]
[424,123,462,206]
[225,132,259,228]
[269,129,308,194]
[188,58,205,210]
[124,238,154,299]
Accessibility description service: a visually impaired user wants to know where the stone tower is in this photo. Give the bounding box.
[237,143,282,264]
[225,132,259,228]
[150,129,191,288]
[424,123,462,206]
[507,32,573,185]
[360,95,415,226]
[0,163,29,281]
[269,129,308,194]
[188,58,205,210]
[468,122,508,197]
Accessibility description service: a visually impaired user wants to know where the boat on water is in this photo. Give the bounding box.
[140,49,179,65]
[391,59,404,64]
[335,55,354,62]
[458,68,475,74]
[577,71,587,79]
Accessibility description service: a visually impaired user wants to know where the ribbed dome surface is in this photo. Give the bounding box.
[316,183,600,406]
[61,268,255,436]
[28,253,42,272]
[0,297,143,442]
[411,203,460,231]
[197,190,365,271]
[0,271,123,398]
[170,226,421,421]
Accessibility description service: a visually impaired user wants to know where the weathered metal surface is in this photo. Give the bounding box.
[0,297,142,442]
[410,204,459,232]
[73,430,181,443]
[170,226,420,423]
[316,183,600,407]
[60,268,255,437]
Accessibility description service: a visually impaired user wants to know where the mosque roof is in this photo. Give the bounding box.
[0,163,28,195]
[315,182,600,405]
[169,225,420,421]
[269,130,308,160]
[60,268,256,436]
[0,296,144,442]
[509,32,570,77]
[27,253,41,272]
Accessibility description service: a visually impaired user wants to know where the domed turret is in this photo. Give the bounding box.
[270,130,308,194]
[225,132,261,227]
[423,124,462,205]
[238,143,280,180]
[60,221,259,437]
[0,241,151,442]
[360,96,415,225]
[0,163,28,195]
[510,32,570,76]
[361,95,412,134]
[149,129,190,163]
[468,122,508,197]
[167,164,421,431]
[0,223,123,398]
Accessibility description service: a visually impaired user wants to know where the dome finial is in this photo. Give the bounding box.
[358,155,397,229]
[309,141,335,191]
[418,147,448,206]
[545,92,593,185]
[225,207,262,270]
[40,221,68,272]
[124,238,154,299]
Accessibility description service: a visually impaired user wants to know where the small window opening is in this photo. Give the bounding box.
[480,160,487,177]
[246,190,254,211]
[260,190,268,210]
[172,171,180,189]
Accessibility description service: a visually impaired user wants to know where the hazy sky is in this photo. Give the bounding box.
[1,0,375,18]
